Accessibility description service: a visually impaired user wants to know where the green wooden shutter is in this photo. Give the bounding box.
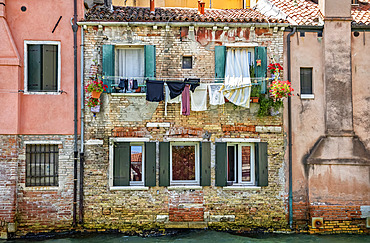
[145,142,156,187]
[159,142,170,186]
[144,45,156,78]
[113,142,130,186]
[255,46,267,94]
[215,46,226,82]
[256,142,268,186]
[102,45,115,93]
[215,142,227,187]
[200,142,211,186]
[42,45,58,91]
[28,44,42,91]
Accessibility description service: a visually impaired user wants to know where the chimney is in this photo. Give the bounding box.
[198,1,205,15]
[150,0,155,14]
[0,0,5,18]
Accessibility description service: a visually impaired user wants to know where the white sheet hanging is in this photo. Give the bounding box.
[223,48,251,108]
[190,84,207,111]
[208,84,225,106]
[165,85,181,116]
[224,48,251,86]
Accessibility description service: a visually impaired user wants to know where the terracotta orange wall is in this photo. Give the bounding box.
[2,0,84,135]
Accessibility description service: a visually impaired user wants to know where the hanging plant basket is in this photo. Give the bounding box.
[91,91,102,99]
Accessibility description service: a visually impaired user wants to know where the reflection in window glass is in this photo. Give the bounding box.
[130,145,143,182]
[241,146,251,182]
[172,145,195,180]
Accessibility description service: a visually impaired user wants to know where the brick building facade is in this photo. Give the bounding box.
[80,5,289,233]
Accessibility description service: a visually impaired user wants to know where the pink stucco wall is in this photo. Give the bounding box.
[0,0,83,135]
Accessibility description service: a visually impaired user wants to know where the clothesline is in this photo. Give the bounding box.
[102,76,270,83]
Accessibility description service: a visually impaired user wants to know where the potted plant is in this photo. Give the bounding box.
[85,75,108,98]
[250,84,260,103]
[268,80,293,115]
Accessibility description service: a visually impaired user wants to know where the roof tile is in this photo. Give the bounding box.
[83,5,287,23]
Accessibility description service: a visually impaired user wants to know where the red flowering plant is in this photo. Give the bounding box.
[86,96,100,108]
[269,80,294,100]
[85,75,108,93]
[268,63,283,75]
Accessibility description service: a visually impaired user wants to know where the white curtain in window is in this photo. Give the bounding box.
[225,48,251,86]
[117,48,144,84]
[223,48,251,108]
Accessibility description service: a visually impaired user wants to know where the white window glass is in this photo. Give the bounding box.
[227,143,255,186]
[170,142,199,185]
[130,144,144,186]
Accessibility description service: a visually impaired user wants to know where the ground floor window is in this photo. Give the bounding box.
[170,142,200,186]
[26,144,59,187]
[227,143,255,186]
[111,140,156,187]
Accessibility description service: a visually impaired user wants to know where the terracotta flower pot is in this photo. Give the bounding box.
[250,97,259,103]
[91,91,102,99]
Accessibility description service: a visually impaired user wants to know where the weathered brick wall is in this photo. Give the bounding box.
[82,24,287,233]
[15,135,76,236]
[0,135,18,237]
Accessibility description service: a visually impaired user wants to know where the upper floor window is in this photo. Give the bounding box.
[102,45,156,93]
[26,144,59,187]
[300,67,314,99]
[24,41,60,93]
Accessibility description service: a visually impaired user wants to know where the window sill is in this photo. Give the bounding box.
[167,186,202,190]
[23,186,59,191]
[300,94,315,100]
[110,186,149,191]
[111,93,145,97]
[223,186,261,191]
[24,91,60,95]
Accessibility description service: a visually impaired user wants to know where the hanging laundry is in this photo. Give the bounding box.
[208,84,225,106]
[165,85,181,116]
[146,80,164,102]
[118,78,129,92]
[191,84,207,111]
[132,79,138,90]
[182,84,190,115]
[166,81,186,99]
[185,78,200,92]
[222,84,251,108]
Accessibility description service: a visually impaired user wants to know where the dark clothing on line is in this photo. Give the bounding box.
[146,80,164,102]
[167,81,186,99]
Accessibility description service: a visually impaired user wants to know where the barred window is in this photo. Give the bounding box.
[26,144,59,187]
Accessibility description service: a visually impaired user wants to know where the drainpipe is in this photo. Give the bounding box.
[72,0,78,227]
[79,25,85,225]
[287,26,296,229]
[150,0,155,14]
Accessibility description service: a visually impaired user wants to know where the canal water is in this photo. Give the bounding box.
[3,230,370,243]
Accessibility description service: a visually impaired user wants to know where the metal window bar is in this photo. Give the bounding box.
[26,144,59,187]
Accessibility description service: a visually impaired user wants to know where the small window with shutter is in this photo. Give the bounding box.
[110,140,156,188]
[216,141,268,187]
[24,41,60,93]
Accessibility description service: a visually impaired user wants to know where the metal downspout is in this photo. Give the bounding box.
[72,0,78,227]
[79,25,85,225]
[287,26,296,229]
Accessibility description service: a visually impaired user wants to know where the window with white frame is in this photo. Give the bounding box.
[170,142,200,186]
[113,142,144,186]
[115,46,145,92]
[110,140,156,188]
[227,143,255,186]
[24,41,60,93]
[225,48,254,85]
